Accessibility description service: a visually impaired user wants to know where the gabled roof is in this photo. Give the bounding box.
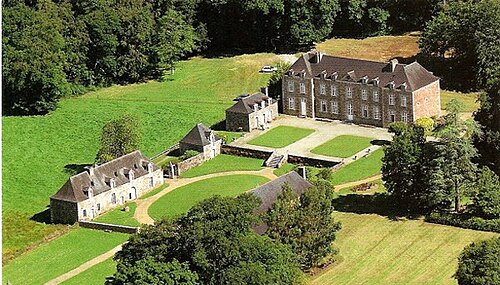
[51,150,159,203]
[288,52,439,92]
[226,92,273,114]
[180,123,221,147]
[250,171,313,235]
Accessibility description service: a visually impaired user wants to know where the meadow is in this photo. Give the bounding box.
[248,126,315,148]
[180,154,264,178]
[330,148,384,185]
[94,202,139,227]
[60,258,116,285]
[311,135,374,158]
[148,174,269,221]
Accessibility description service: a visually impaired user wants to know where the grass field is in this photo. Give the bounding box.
[180,154,264,178]
[60,258,116,285]
[248,126,315,148]
[441,90,480,113]
[2,228,128,284]
[139,183,169,199]
[149,175,269,221]
[215,131,245,143]
[94,202,139,227]
[331,148,384,185]
[2,53,275,258]
[273,163,297,177]
[311,212,497,285]
[311,135,374,158]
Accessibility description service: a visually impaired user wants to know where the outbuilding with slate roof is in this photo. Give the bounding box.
[179,123,222,160]
[226,87,278,132]
[282,51,441,127]
[50,150,163,224]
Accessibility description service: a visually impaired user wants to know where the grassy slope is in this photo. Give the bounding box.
[312,213,498,285]
[440,90,480,113]
[311,135,374,158]
[180,154,264,178]
[94,202,139,227]
[60,258,116,285]
[2,228,128,285]
[149,175,269,221]
[248,126,315,148]
[139,183,169,199]
[331,148,384,185]
[2,54,275,258]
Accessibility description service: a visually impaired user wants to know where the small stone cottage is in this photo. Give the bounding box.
[50,151,163,224]
[225,89,278,132]
[250,171,312,234]
[179,123,222,160]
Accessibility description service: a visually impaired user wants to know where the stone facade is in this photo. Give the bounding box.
[179,123,222,160]
[226,92,279,132]
[282,52,441,128]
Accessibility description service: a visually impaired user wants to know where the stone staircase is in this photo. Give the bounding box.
[265,150,288,168]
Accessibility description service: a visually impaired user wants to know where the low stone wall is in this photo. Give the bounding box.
[178,152,207,174]
[288,154,340,168]
[221,145,272,160]
[79,220,139,234]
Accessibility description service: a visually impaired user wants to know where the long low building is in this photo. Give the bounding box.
[50,150,163,224]
[282,51,441,127]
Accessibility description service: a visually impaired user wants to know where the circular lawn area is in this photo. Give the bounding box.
[148,174,270,221]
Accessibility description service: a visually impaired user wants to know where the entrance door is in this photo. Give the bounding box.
[390,114,396,122]
[300,98,307,116]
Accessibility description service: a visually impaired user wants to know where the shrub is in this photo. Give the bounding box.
[471,167,500,219]
[455,237,500,285]
[179,150,199,161]
[426,212,500,233]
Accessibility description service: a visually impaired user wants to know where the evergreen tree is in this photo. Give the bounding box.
[95,115,141,164]
[455,238,500,285]
[471,167,500,219]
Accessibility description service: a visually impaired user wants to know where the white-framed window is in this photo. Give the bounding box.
[389,94,395,105]
[402,111,408,122]
[300,82,306,94]
[401,95,407,107]
[332,101,339,114]
[288,81,294,92]
[82,209,87,217]
[110,179,116,188]
[149,177,154,187]
[347,103,353,115]
[111,193,117,204]
[288,97,295,110]
[373,90,379,102]
[148,163,153,174]
[346,87,353,98]
[362,89,368,100]
[389,110,396,122]
[331,85,337,96]
[320,100,327,112]
[362,105,368,118]
[320,84,326,95]
[373,106,380,120]
[261,100,266,108]
[97,203,101,211]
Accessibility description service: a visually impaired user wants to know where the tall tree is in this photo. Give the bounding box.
[471,167,500,219]
[455,238,500,285]
[95,114,141,164]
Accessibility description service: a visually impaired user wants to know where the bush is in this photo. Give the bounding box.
[179,150,199,161]
[426,212,500,233]
[455,238,500,285]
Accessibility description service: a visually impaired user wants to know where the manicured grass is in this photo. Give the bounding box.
[94,202,139,227]
[215,131,245,143]
[330,148,384,185]
[149,175,269,220]
[441,90,480,113]
[180,154,264,178]
[311,135,374,158]
[3,53,274,255]
[139,183,169,199]
[248,126,315,148]
[2,228,129,285]
[60,258,116,285]
[273,163,297,177]
[311,212,498,285]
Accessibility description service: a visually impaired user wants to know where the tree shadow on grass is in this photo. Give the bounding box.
[370,139,391,146]
[332,193,418,221]
[63,163,92,176]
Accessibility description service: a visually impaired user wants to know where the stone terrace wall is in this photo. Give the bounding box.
[178,152,207,174]
[79,220,139,234]
[221,145,271,160]
[288,154,340,168]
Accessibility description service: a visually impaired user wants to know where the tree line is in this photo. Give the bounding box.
[3,0,445,115]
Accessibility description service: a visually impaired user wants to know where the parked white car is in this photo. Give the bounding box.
[260,65,277,73]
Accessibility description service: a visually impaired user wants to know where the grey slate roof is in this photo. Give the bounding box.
[180,123,221,147]
[288,52,439,92]
[51,150,159,203]
[226,92,272,114]
[250,171,313,235]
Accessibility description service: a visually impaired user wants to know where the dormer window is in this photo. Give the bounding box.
[134,163,138,169]
[388,81,395,89]
[267,98,272,105]
[261,101,265,109]
[253,104,258,112]
[148,163,153,174]
[373,77,380,86]
[299,70,306,79]
[110,179,116,188]
[129,171,134,180]
[114,171,118,177]
[400,82,407,91]
[90,181,95,187]
[361,76,368,84]
[331,72,338,81]
[320,71,327,80]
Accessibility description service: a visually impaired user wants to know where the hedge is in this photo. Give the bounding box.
[426,212,500,233]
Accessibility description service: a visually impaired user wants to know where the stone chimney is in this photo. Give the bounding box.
[297,166,307,180]
[390,59,398,72]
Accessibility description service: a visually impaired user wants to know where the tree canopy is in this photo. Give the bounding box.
[95,115,141,164]
[455,238,500,285]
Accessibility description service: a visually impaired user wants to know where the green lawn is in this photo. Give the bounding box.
[149,174,269,220]
[180,154,264,178]
[311,135,374,158]
[273,163,297,177]
[248,126,315,148]
[2,53,274,256]
[215,131,245,143]
[139,183,169,199]
[94,202,139,227]
[311,212,497,285]
[2,228,128,285]
[60,258,116,285]
[441,90,480,113]
[331,148,384,185]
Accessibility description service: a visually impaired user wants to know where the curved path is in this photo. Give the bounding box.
[334,174,382,191]
[134,168,278,225]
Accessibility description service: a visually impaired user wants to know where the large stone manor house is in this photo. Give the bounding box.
[282,51,441,127]
[50,151,163,224]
